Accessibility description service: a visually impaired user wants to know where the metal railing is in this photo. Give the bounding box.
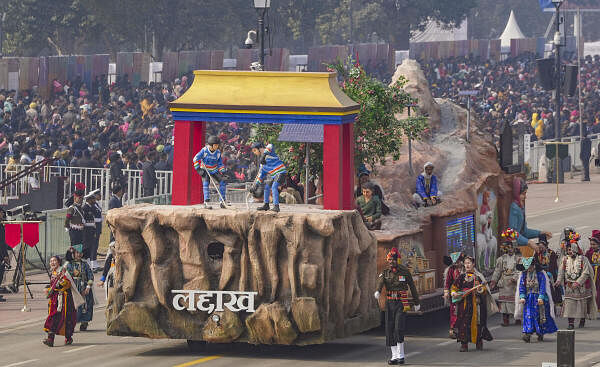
[513,135,600,177]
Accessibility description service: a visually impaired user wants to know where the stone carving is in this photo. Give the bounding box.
[105,206,379,345]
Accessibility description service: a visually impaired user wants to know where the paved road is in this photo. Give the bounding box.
[3,183,600,367]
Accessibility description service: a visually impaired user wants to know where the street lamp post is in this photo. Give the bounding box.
[253,0,270,70]
[552,0,564,184]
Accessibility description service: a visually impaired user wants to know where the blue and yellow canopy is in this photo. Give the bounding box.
[169,70,359,125]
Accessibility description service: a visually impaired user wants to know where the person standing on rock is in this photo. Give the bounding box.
[193,136,227,209]
[443,252,464,339]
[508,177,552,257]
[490,229,521,327]
[250,142,287,213]
[412,162,442,208]
[375,247,420,365]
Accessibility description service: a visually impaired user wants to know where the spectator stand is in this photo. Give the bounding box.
[169,70,359,210]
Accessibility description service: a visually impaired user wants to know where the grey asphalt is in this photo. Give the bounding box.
[2,189,600,367]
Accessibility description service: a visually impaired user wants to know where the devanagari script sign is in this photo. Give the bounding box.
[171,290,257,314]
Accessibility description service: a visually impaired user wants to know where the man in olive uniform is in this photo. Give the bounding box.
[375,247,420,365]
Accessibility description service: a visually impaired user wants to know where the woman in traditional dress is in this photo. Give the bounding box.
[451,256,498,352]
[443,252,464,339]
[43,256,84,347]
[556,236,598,329]
[508,178,552,256]
[514,257,557,343]
[584,230,600,312]
[490,229,521,326]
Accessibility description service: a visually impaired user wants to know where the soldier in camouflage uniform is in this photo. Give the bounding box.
[375,247,420,365]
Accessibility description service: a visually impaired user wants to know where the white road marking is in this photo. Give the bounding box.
[436,340,455,346]
[489,325,501,331]
[62,345,96,354]
[528,199,600,218]
[405,351,421,358]
[1,360,39,367]
[576,350,600,365]
[121,336,131,339]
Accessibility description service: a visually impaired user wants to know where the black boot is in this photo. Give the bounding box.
[459,343,468,352]
[80,322,88,331]
[522,333,531,343]
[568,318,574,330]
[257,203,269,211]
[219,202,227,209]
[270,204,280,213]
[579,318,586,328]
[42,333,55,347]
[537,333,544,342]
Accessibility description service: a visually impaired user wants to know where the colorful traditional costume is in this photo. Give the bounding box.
[491,229,521,326]
[514,257,557,343]
[451,258,498,352]
[43,261,84,347]
[535,234,562,305]
[557,235,598,329]
[584,230,600,311]
[375,248,420,365]
[442,252,463,338]
[66,245,96,331]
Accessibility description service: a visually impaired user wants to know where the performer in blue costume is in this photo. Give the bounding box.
[193,135,227,209]
[66,244,95,331]
[514,257,557,343]
[250,142,287,213]
[508,177,552,252]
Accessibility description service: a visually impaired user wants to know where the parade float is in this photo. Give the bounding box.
[105,62,519,346]
[105,71,380,347]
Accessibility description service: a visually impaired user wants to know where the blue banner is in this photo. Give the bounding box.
[539,0,553,9]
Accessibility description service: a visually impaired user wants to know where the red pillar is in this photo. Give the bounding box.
[172,120,205,205]
[342,123,355,209]
[323,123,354,210]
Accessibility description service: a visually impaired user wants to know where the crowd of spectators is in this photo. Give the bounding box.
[422,53,600,141]
[0,73,256,193]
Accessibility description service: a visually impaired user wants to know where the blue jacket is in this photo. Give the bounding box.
[508,202,541,246]
[193,146,225,175]
[416,174,438,199]
[255,144,287,183]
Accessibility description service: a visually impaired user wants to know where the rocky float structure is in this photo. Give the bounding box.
[105,205,379,345]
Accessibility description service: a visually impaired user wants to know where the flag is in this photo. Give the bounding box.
[23,222,39,247]
[4,223,21,249]
[539,0,553,9]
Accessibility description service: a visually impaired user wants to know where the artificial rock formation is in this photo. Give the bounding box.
[105,205,379,345]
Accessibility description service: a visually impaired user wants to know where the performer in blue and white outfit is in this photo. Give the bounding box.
[193,136,227,209]
[251,142,287,213]
[514,256,557,343]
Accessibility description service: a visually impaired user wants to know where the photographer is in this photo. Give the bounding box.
[0,209,7,302]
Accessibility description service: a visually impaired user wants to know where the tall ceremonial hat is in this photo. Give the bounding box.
[566,231,583,254]
[589,230,600,244]
[443,251,463,266]
[74,182,86,197]
[72,244,83,254]
[501,228,519,244]
[386,247,401,265]
[84,190,96,200]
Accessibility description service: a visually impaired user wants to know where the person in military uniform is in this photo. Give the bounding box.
[81,192,97,261]
[375,247,420,365]
[91,189,103,271]
[64,187,86,261]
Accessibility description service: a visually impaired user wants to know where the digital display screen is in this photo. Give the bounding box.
[446,214,475,256]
